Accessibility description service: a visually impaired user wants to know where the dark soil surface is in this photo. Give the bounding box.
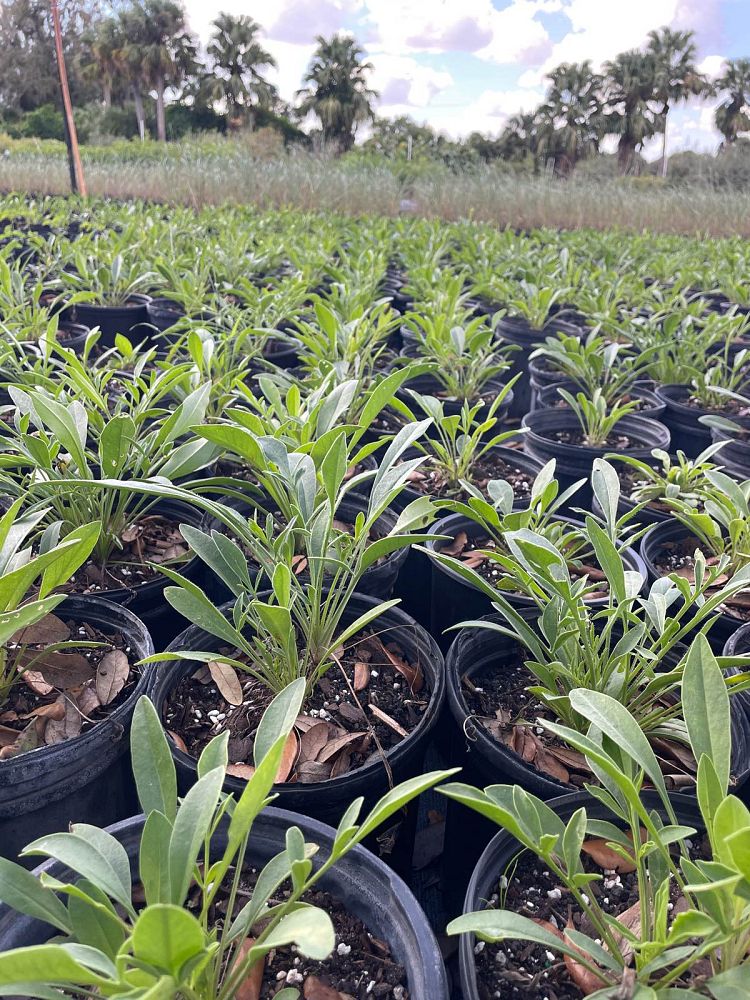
[472,837,707,1000]
[403,452,535,502]
[462,654,700,789]
[210,871,409,999]
[0,616,138,757]
[654,538,750,621]
[616,468,673,513]
[163,627,430,783]
[66,514,190,594]
[545,429,633,449]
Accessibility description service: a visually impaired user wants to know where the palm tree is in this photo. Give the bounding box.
[81,17,122,109]
[499,112,540,165]
[204,13,277,128]
[537,61,604,176]
[124,0,197,143]
[603,50,659,174]
[647,27,710,176]
[296,34,378,152]
[714,58,750,148]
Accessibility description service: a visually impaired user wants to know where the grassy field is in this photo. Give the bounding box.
[0,140,748,237]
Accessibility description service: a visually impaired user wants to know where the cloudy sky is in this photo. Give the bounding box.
[183,0,750,156]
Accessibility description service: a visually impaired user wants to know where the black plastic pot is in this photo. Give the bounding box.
[522,410,671,506]
[640,518,747,652]
[148,595,445,872]
[654,384,720,459]
[537,380,666,421]
[74,293,152,348]
[390,447,542,631]
[201,493,408,603]
[90,499,205,652]
[395,372,513,433]
[496,315,584,418]
[56,321,90,354]
[263,324,301,369]
[457,791,700,999]
[711,425,750,479]
[0,596,153,865]
[0,808,449,1000]
[427,513,647,649]
[146,296,185,333]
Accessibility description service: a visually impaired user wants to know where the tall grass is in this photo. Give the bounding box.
[1,149,747,236]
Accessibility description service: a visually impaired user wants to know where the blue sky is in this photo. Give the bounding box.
[184,0,750,155]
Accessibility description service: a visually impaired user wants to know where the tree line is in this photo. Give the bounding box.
[0,0,748,173]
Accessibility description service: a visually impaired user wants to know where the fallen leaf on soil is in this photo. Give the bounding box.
[234,938,264,1000]
[304,975,353,999]
[461,552,485,569]
[11,614,70,646]
[0,723,24,747]
[121,525,140,544]
[276,730,299,783]
[0,717,47,758]
[45,695,82,745]
[18,650,93,690]
[227,763,256,780]
[294,714,321,732]
[537,750,570,784]
[296,760,332,783]
[652,737,697,775]
[369,703,408,737]
[353,661,370,692]
[208,660,243,706]
[95,649,129,705]
[563,916,608,995]
[317,731,363,764]
[612,900,642,964]
[441,531,468,557]
[76,682,101,717]
[298,720,331,763]
[21,670,54,696]
[292,554,308,575]
[582,839,636,874]
[21,702,66,722]
[375,638,423,693]
[167,729,188,753]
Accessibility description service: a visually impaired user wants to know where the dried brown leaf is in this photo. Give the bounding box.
[353,661,370,692]
[234,938,264,1000]
[45,695,82,745]
[76,683,101,717]
[21,670,54,696]
[95,649,129,706]
[292,554,308,575]
[376,639,423,693]
[297,760,332,783]
[18,650,93,690]
[563,917,608,995]
[304,974,351,999]
[227,763,256,780]
[441,531,468,557]
[275,730,299,783]
[167,729,188,753]
[298,721,330,764]
[11,614,70,646]
[317,732,363,764]
[369,703,408,737]
[208,660,243,706]
[21,702,66,722]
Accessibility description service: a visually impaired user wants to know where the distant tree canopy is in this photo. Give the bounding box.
[0,1,748,175]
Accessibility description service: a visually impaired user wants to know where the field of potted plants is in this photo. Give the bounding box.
[0,194,748,998]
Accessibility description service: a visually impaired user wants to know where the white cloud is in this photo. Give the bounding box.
[427,85,546,137]
[370,55,453,108]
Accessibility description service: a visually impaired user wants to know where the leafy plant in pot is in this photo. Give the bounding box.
[0,499,154,861]
[603,443,728,528]
[424,458,646,640]
[641,469,750,650]
[522,389,671,504]
[445,636,750,1000]
[97,425,447,852]
[430,460,750,791]
[60,249,154,347]
[0,364,219,647]
[0,688,454,999]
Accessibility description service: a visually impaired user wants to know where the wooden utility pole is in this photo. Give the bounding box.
[50,0,87,196]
